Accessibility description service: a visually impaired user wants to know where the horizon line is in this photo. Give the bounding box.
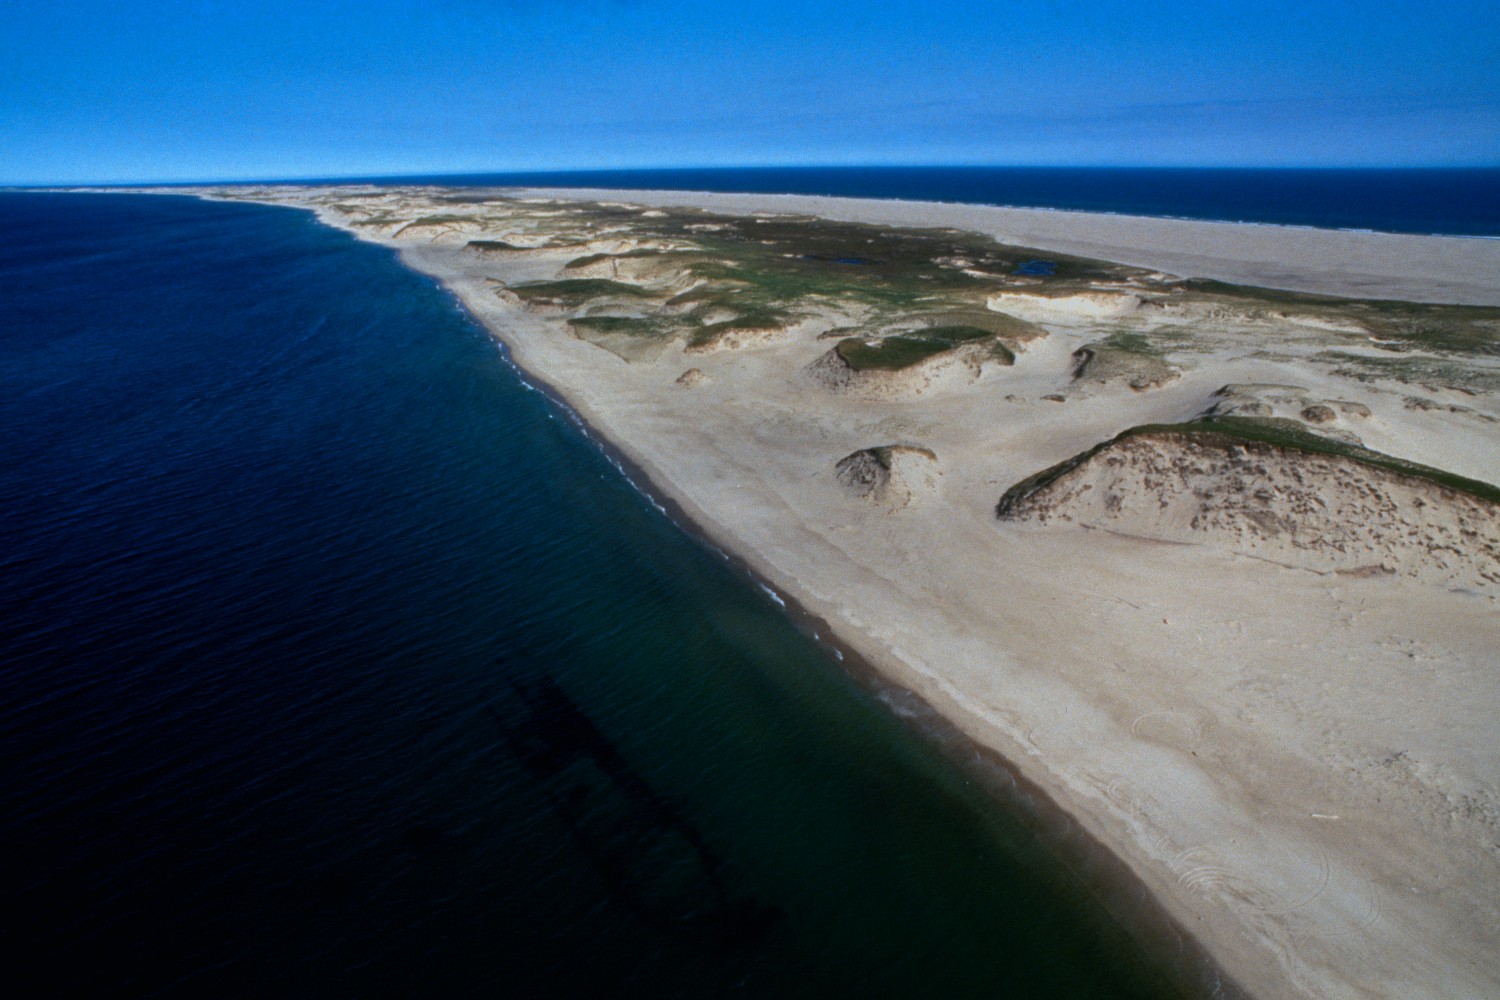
[7,161,1500,189]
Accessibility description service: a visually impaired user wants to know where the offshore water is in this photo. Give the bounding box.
[311,166,1500,237]
[0,193,1181,998]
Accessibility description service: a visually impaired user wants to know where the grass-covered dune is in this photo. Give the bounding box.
[506,278,663,306]
[835,327,1015,371]
[996,416,1500,591]
[999,416,1500,515]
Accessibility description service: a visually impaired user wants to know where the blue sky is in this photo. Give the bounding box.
[2,0,1498,183]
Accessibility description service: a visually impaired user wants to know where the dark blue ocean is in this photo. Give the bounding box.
[293,166,1500,237]
[0,193,1193,998]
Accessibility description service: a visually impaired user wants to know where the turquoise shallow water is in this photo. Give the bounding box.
[1,192,1187,998]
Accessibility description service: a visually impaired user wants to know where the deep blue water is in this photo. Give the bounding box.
[278,166,1500,237]
[0,193,1187,998]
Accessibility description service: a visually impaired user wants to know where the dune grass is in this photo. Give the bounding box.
[1184,278,1500,357]
[567,316,669,337]
[997,415,1500,517]
[836,326,1014,371]
[563,248,671,270]
[508,279,663,307]
[686,307,792,348]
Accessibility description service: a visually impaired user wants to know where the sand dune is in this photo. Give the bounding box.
[803,342,997,398]
[999,427,1500,591]
[835,446,941,509]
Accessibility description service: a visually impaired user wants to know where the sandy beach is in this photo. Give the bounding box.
[185,186,1500,999]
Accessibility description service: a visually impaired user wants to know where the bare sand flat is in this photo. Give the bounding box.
[519,186,1500,306]
[182,186,1500,999]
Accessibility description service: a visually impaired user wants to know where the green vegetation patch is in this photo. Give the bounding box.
[467,239,525,251]
[996,415,1500,517]
[922,325,1006,346]
[562,248,668,270]
[1182,278,1500,357]
[1092,330,1161,356]
[607,212,1152,319]
[435,193,518,205]
[888,308,1048,346]
[665,283,745,309]
[507,279,662,307]
[1072,330,1180,389]
[686,307,792,348]
[1319,350,1500,394]
[835,326,1014,371]
[396,214,473,232]
[567,315,669,337]
[1362,311,1500,357]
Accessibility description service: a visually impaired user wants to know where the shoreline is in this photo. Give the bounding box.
[142,187,1500,998]
[460,269,1245,999]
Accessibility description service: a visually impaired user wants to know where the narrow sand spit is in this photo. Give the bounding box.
[175,186,1500,999]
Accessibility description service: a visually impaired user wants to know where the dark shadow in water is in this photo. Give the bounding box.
[487,661,785,952]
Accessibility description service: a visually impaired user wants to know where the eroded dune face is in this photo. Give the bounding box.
[835,446,940,509]
[998,431,1500,592]
[987,291,1142,323]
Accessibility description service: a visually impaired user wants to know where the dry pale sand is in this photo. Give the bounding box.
[519,186,1500,306]
[195,187,1499,999]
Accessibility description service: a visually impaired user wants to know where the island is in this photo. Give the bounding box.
[171,184,1500,998]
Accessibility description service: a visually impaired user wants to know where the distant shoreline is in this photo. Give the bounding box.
[29,164,1500,239]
